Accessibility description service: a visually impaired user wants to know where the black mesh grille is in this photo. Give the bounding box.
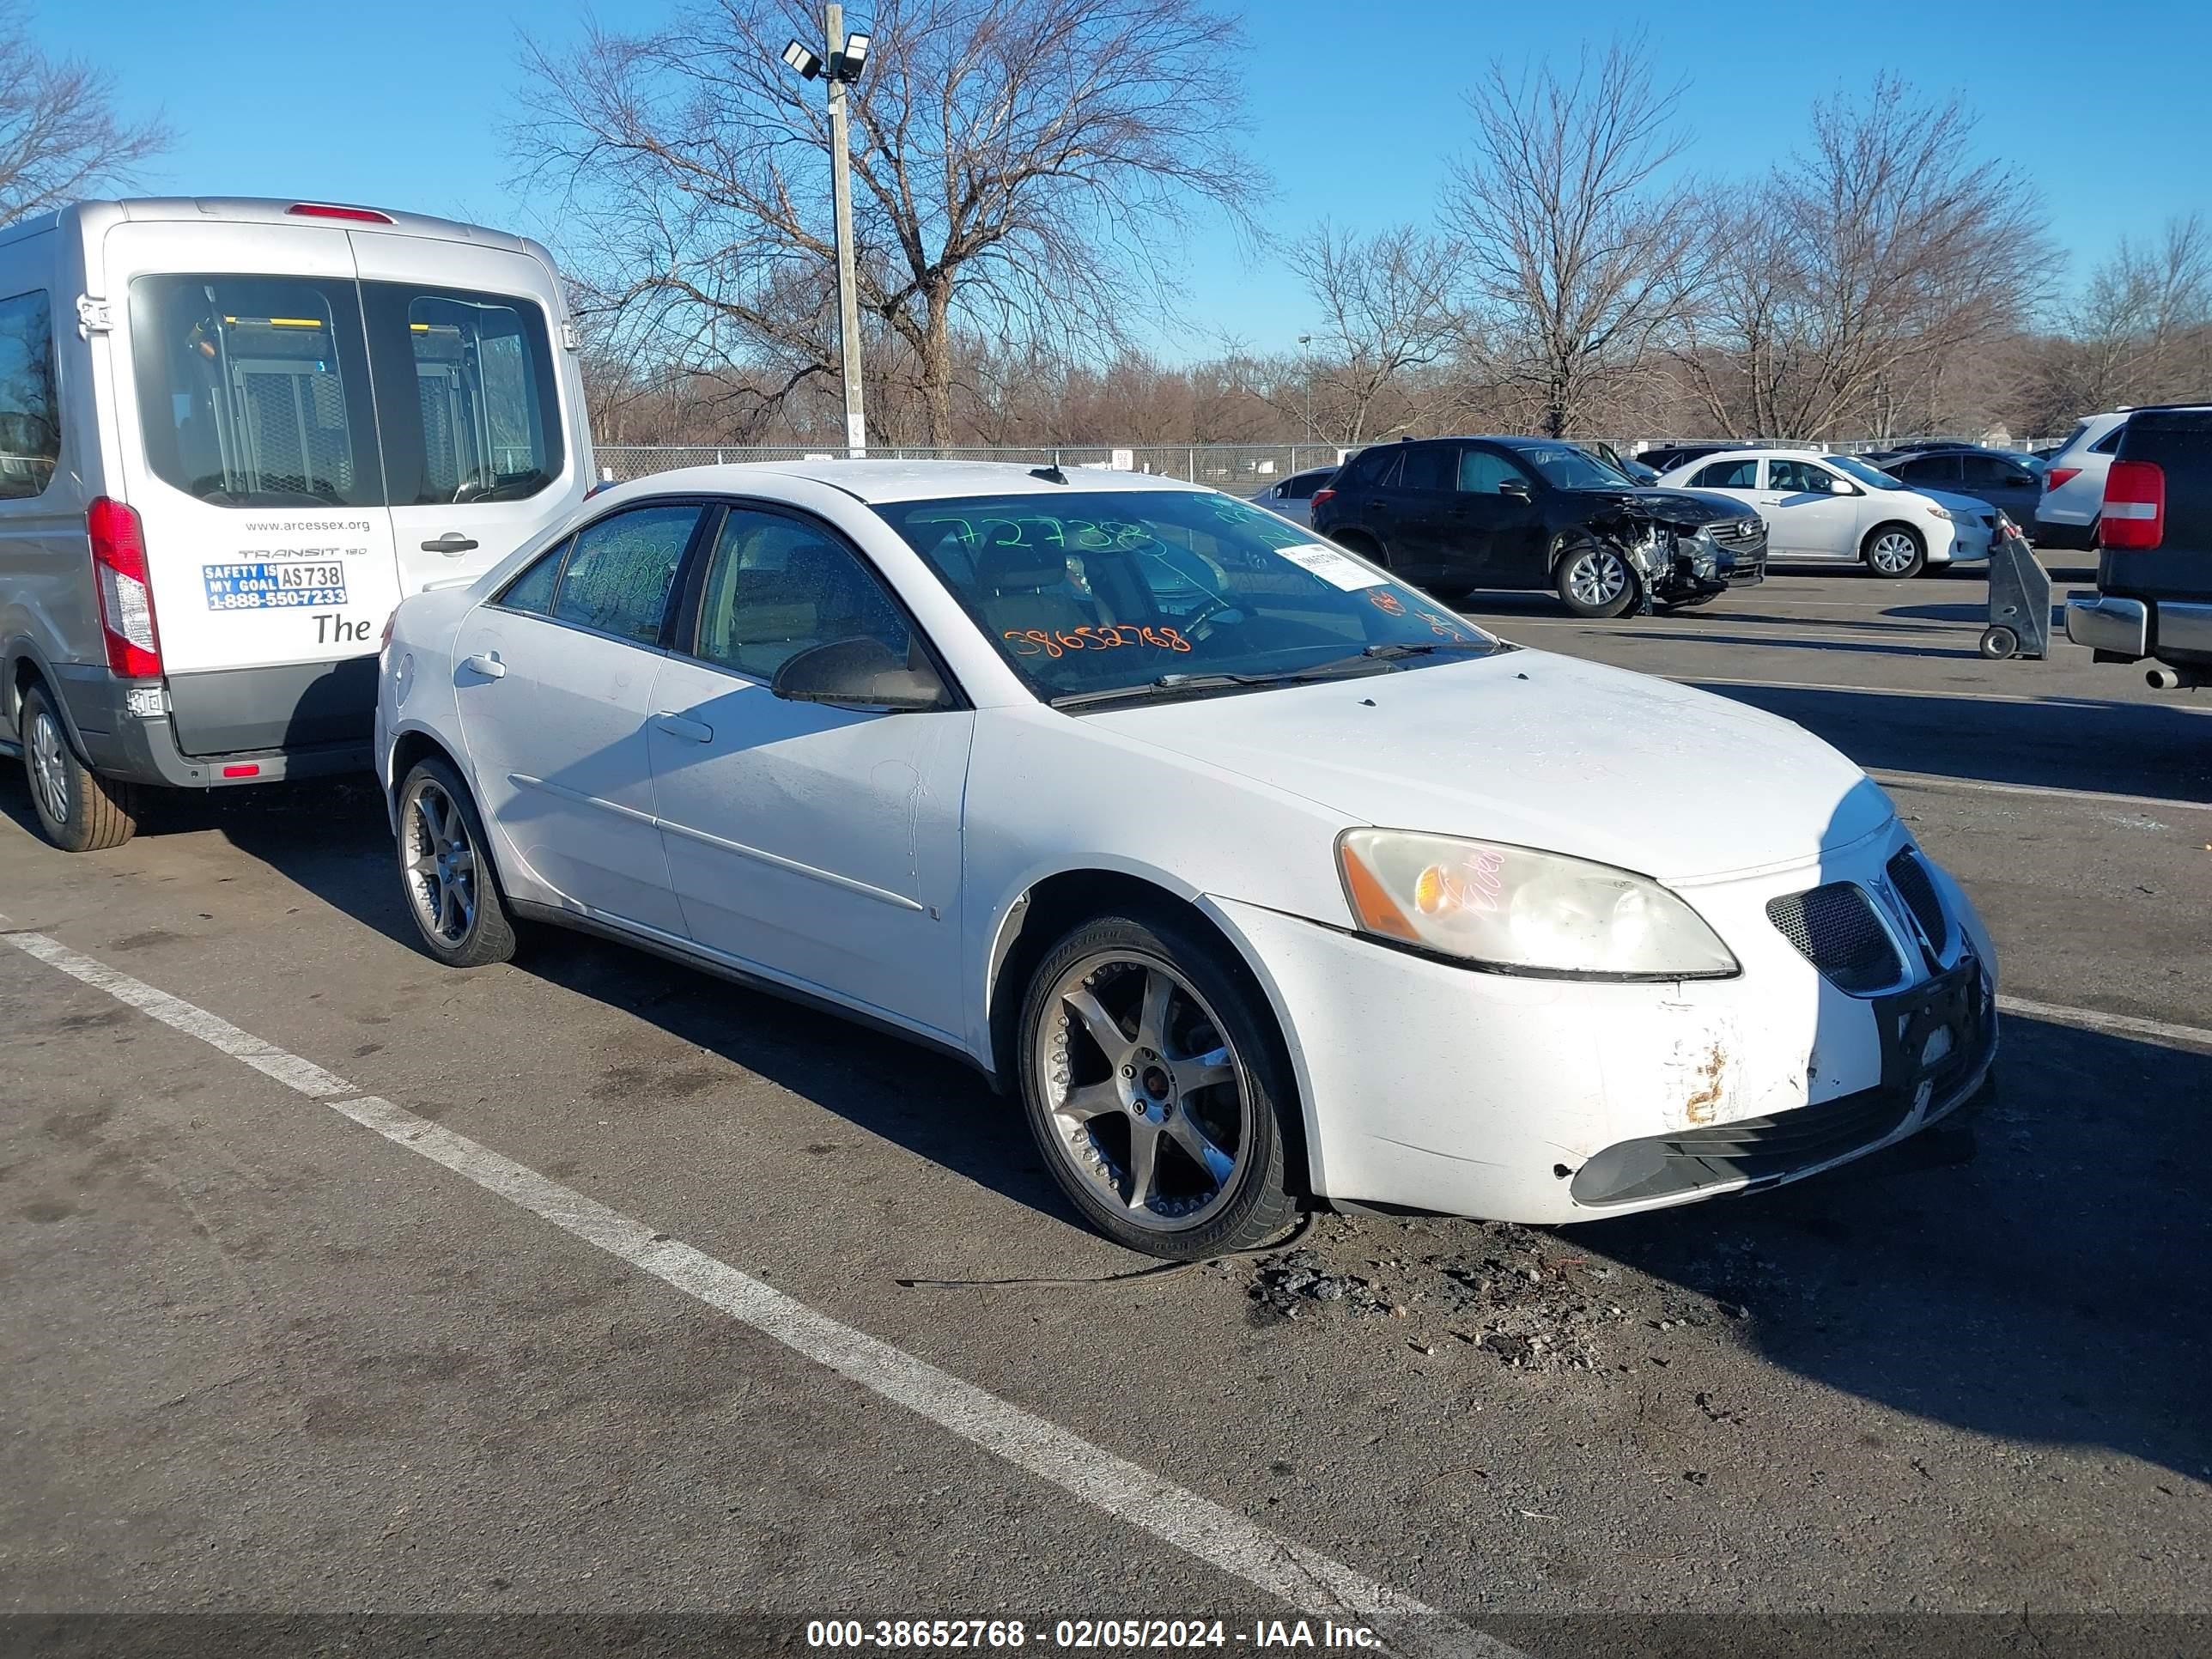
[1765,883,1902,994]
[1886,848,1949,953]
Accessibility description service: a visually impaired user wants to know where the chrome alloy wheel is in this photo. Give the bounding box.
[1868,531,1920,575]
[28,704,70,827]
[1564,546,1629,608]
[1031,951,1251,1232]
[402,775,480,947]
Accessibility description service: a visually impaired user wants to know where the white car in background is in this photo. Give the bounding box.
[376,460,1997,1260]
[1252,465,1340,528]
[1655,448,1998,578]
[2033,410,2130,551]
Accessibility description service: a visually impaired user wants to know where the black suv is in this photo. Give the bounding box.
[1311,435,1767,617]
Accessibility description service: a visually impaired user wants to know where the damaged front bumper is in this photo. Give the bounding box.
[1623,520,1767,605]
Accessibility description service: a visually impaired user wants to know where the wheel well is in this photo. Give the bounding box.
[7,653,44,726]
[386,728,457,805]
[1862,519,1924,555]
[1330,526,1380,557]
[985,869,1312,1195]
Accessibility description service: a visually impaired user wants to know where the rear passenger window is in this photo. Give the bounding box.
[130,274,381,507]
[495,541,566,615]
[2090,425,2126,455]
[550,505,699,644]
[1690,459,1757,489]
[1345,447,1400,487]
[0,289,58,501]
[1398,446,1455,491]
[362,283,563,506]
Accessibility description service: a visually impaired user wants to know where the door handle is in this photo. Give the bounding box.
[422,533,480,556]
[652,712,714,743]
[462,653,506,678]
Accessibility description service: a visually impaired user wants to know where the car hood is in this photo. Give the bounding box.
[1561,486,1759,526]
[1086,650,1891,885]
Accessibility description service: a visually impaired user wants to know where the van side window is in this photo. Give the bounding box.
[130,275,381,507]
[361,284,563,507]
[0,289,59,501]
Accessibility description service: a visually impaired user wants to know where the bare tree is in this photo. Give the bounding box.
[1442,37,1704,439]
[514,0,1260,447]
[2067,214,2211,409]
[0,9,169,222]
[1676,77,2057,440]
[1281,221,1460,444]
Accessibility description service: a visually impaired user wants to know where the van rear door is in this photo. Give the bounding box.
[105,219,405,723]
[348,234,583,594]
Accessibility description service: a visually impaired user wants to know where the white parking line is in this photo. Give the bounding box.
[1672,673,2154,708]
[0,921,1509,1659]
[1997,996,2212,1052]
[1869,769,2212,816]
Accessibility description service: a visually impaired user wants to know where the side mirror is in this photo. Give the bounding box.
[1498,477,1532,501]
[770,635,948,712]
[1830,478,1855,495]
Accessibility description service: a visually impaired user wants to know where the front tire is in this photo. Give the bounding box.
[21,684,138,852]
[396,757,517,968]
[1553,537,1637,618]
[1863,523,1927,579]
[1017,911,1297,1260]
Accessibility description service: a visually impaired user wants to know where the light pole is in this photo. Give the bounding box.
[782,10,872,458]
[1297,334,1314,443]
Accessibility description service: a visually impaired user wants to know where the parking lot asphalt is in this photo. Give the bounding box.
[3,562,2208,1655]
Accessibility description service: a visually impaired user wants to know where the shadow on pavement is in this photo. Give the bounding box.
[1687,681,2212,802]
[1583,1013,2212,1483]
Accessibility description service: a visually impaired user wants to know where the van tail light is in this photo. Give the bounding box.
[2100,460,2166,550]
[287,202,394,223]
[88,497,163,678]
[1310,487,1336,508]
[2045,466,2079,493]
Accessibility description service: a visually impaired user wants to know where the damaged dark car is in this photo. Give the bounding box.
[1310,434,1768,618]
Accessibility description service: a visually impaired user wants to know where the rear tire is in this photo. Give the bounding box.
[1329,528,1389,568]
[396,757,518,969]
[21,684,138,853]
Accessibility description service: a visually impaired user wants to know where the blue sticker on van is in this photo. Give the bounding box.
[202,561,349,611]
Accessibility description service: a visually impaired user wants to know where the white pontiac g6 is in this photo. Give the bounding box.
[376,462,1999,1258]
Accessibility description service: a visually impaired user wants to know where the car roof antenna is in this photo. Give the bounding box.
[1030,463,1068,484]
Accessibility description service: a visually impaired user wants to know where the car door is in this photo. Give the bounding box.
[1376,441,1463,582]
[1449,445,1545,588]
[1958,453,2039,526]
[646,503,975,1043]
[452,501,703,936]
[1759,459,1862,558]
[349,234,586,594]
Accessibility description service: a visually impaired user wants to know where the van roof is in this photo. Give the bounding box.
[0,197,540,255]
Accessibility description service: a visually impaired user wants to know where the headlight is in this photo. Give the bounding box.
[1336,829,1738,979]
[1923,504,1952,521]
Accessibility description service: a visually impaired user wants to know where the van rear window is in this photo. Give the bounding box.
[131,275,383,507]
[363,284,562,506]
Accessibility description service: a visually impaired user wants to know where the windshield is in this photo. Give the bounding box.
[1520,444,1632,489]
[872,490,1505,706]
[1828,454,1908,491]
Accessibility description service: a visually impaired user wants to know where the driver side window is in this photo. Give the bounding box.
[1768,459,1832,495]
[691,507,911,682]
[1455,448,1527,495]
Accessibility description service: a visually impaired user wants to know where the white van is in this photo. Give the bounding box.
[0,198,593,850]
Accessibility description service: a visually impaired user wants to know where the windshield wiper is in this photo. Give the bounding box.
[1048,640,1500,713]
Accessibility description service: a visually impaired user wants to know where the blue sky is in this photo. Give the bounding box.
[64,0,2212,358]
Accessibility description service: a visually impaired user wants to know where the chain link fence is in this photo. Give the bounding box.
[592,434,2061,490]
[593,442,1356,492]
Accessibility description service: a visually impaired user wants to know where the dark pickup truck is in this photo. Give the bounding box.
[2063,405,2212,691]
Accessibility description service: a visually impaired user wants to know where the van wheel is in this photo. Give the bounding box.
[21,684,139,852]
[397,757,518,968]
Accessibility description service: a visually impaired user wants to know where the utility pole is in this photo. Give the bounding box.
[825,3,866,458]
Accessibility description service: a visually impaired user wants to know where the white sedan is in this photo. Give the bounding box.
[375,462,1998,1258]
[1654,448,1999,576]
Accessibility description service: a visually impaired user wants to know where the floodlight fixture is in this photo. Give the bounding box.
[833,31,869,81]
[783,39,823,78]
